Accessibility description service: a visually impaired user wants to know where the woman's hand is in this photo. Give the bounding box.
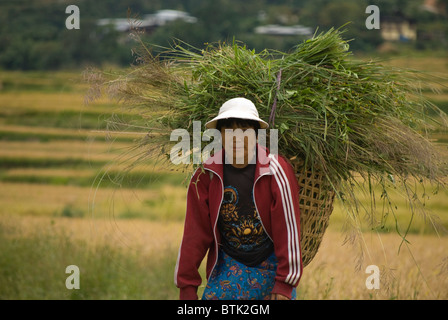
[270,293,289,300]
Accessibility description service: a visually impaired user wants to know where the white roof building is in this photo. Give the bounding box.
[254,24,313,37]
[97,10,197,32]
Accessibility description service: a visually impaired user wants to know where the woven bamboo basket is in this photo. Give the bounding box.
[292,159,336,268]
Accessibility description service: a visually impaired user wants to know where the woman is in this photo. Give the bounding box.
[174,97,302,300]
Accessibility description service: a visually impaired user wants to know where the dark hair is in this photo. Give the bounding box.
[216,118,260,134]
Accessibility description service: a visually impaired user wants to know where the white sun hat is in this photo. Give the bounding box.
[205,97,269,129]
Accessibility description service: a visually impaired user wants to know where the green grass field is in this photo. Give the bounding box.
[1,54,447,299]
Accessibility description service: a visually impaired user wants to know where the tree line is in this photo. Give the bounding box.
[0,0,446,70]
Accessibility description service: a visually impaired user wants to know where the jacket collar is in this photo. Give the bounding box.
[203,144,271,181]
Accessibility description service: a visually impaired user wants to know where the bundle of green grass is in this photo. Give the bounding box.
[87,28,447,267]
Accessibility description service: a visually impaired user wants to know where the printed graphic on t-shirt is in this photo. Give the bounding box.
[218,163,274,266]
[219,186,269,252]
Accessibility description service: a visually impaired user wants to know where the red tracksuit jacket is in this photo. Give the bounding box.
[174,144,303,300]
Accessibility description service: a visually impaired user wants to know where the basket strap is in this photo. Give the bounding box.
[269,68,282,127]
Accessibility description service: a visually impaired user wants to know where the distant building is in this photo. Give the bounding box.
[380,17,417,42]
[145,9,197,25]
[254,24,313,37]
[97,9,197,33]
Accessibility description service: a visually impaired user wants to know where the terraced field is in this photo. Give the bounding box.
[1,54,447,299]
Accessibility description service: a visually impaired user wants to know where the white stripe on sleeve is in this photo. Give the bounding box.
[269,155,301,284]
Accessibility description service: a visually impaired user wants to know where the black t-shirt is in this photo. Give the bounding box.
[217,163,274,267]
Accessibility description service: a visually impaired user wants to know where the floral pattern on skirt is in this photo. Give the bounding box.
[202,250,296,300]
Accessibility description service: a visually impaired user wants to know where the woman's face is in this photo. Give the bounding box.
[220,121,257,168]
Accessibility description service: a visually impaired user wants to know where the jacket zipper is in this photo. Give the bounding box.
[204,166,273,282]
[253,171,274,242]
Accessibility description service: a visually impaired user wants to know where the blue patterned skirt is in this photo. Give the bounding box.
[202,250,296,300]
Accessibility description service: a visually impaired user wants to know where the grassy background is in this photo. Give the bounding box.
[0,53,447,299]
